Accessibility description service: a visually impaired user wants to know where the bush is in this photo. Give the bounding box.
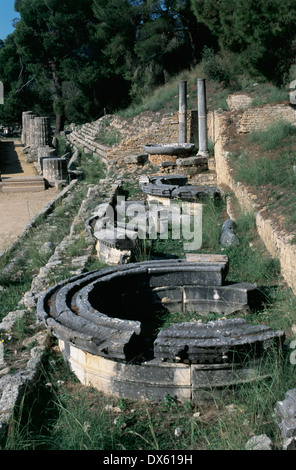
[201,47,242,90]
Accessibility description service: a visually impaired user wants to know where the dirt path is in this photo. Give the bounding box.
[0,139,59,252]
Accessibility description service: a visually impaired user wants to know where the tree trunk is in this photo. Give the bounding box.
[55,113,65,135]
[49,59,65,135]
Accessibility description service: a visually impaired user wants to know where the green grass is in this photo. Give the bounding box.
[80,150,106,184]
[2,340,294,450]
[228,120,296,234]
[248,120,296,151]
[223,211,281,285]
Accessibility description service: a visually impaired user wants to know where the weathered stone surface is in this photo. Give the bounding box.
[139,175,220,201]
[59,341,192,402]
[33,117,51,148]
[38,260,272,366]
[124,154,148,165]
[0,310,27,332]
[274,388,296,443]
[275,396,296,421]
[220,219,239,247]
[38,146,56,163]
[154,318,284,364]
[283,437,296,450]
[43,157,68,183]
[158,161,176,169]
[68,149,82,171]
[245,434,273,450]
[279,418,296,438]
[144,143,195,156]
[176,156,208,168]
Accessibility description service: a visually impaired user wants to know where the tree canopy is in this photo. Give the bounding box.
[0,0,295,128]
[191,0,296,85]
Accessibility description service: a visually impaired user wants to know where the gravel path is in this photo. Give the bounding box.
[0,139,59,252]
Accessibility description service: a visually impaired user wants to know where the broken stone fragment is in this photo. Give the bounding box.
[245,434,273,450]
[220,219,239,247]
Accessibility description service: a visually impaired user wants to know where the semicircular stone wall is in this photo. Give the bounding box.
[37,258,284,402]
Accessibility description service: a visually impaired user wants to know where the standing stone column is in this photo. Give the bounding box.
[197,78,209,156]
[33,117,51,147]
[43,157,68,183]
[179,81,187,144]
[27,115,37,148]
[21,111,33,146]
[23,113,37,147]
[27,116,52,163]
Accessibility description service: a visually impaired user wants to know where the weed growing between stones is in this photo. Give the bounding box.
[80,150,106,184]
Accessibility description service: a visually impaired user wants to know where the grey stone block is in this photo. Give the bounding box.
[279,418,296,438]
[154,318,284,364]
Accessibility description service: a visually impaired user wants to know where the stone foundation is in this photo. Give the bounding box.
[36,257,283,402]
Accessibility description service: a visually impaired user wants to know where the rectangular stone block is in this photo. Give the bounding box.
[148,266,225,288]
[183,283,257,306]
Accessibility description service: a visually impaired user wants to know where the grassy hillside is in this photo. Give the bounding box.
[119,62,291,118]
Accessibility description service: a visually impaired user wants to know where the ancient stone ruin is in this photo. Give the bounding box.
[139,174,220,202]
[22,113,53,163]
[37,257,284,401]
[20,111,69,186]
[33,81,285,403]
[143,79,209,171]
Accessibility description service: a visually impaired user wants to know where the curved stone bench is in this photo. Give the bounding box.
[37,258,284,401]
[38,258,263,362]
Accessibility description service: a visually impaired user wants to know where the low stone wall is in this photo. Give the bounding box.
[213,104,296,295]
[238,102,296,133]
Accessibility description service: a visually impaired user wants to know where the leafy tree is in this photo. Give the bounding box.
[0,32,40,124]
[93,0,208,101]
[191,0,296,85]
[14,0,96,132]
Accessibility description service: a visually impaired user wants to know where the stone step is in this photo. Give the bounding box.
[2,186,45,193]
[67,132,110,160]
[2,176,44,182]
[1,176,45,192]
